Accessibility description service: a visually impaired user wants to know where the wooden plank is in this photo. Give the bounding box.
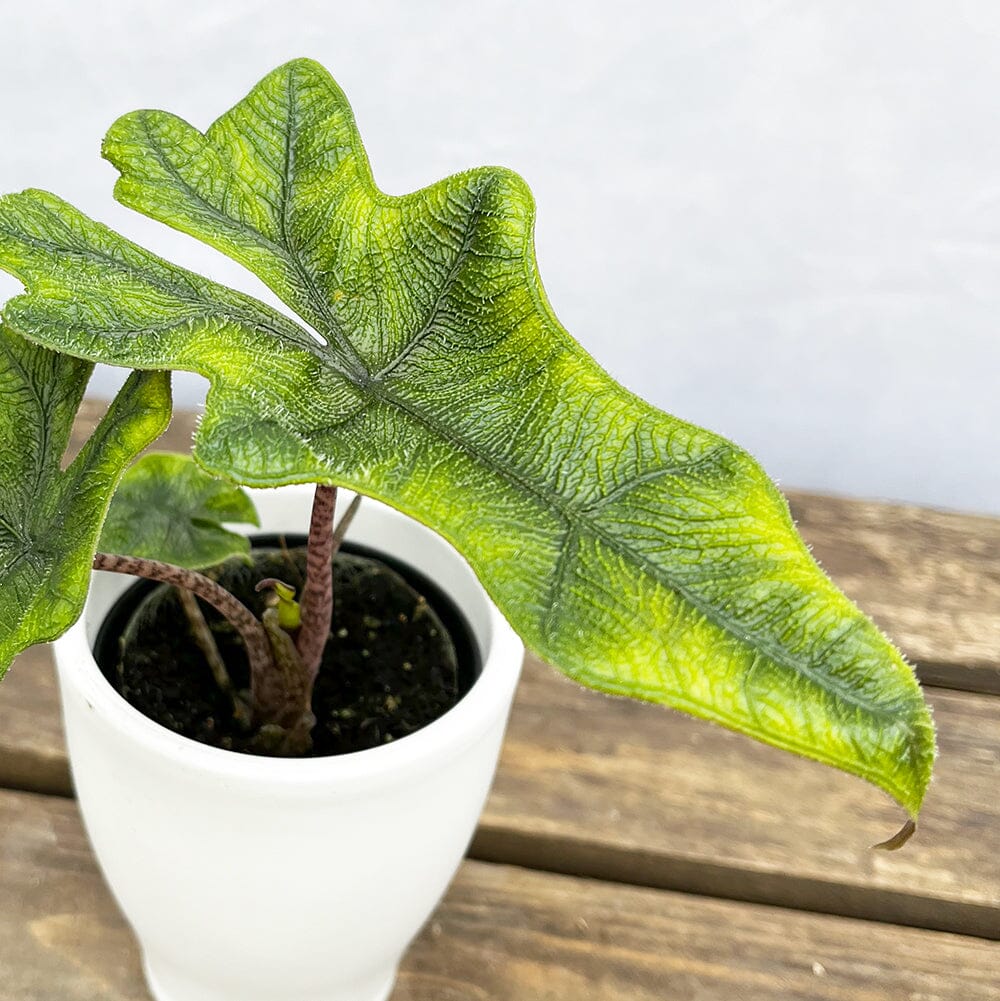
[401,864,1000,1001]
[2,789,997,1001]
[0,648,68,797]
[473,656,1000,939]
[3,648,998,938]
[786,490,1000,693]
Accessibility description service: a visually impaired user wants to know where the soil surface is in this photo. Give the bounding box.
[104,545,464,756]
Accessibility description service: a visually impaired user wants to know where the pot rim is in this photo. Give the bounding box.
[55,496,524,793]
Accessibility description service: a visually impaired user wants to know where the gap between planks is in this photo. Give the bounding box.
[2,786,998,1001]
[473,657,1000,941]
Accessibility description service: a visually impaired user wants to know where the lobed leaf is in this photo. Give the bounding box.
[0,60,935,815]
[0,325,170,677]
[100,452,259,569]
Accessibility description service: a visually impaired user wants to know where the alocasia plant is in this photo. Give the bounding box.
[0,59,934,829]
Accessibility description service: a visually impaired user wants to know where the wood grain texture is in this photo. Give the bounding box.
[2,788,998,1001]
[474,656,1000,939]
[4,647,998,937]
[786,491,1000,693]
[0,647,69,796]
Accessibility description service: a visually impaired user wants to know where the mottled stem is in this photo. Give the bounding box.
[176,587,251,729]
[258,608,315,755]
[330,493,362,555]
[295,485,337,681]
[92,552,275,719]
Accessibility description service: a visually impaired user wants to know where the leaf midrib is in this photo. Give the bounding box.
[371,385,898,719]
[134,110,371,384]
[275,75,371,383]
[371,180,492,382]
[0,214,342,376]
[0,337,67,510]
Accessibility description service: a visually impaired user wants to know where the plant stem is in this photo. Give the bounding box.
[258,607,315,754]
[175,587,251,728]
[295,485,337,681]
[330,492,362,555]
[92,552,275,719]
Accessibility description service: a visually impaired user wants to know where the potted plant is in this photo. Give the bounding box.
[0,59,934,1001]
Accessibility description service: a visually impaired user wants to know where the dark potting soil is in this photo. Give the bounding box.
[100,544,468,757]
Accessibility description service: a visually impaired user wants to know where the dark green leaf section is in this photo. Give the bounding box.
[0,325,170,677]
[100,452,259,569]
[0,60,935,815]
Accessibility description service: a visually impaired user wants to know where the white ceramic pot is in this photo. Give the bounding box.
[53,487,524,1001]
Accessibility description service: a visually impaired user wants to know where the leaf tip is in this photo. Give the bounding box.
[871,817,917,852]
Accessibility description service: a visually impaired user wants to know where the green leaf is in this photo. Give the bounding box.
[100,452,259,569]
[0,59,935,815]
[0,325,170,677]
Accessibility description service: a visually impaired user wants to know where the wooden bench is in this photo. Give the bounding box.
[1,405,998,999]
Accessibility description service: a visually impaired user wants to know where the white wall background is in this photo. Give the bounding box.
[1,0,997,513]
